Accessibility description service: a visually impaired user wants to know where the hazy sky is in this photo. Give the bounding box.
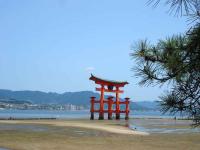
[0,0,188,101]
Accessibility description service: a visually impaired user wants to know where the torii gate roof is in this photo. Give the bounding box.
[89,74,128,87]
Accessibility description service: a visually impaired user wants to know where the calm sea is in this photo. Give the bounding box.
[0,109,182,119]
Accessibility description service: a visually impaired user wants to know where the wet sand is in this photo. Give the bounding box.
[0,119,199,150]
[130,118,200,133]
[0,119,148,135]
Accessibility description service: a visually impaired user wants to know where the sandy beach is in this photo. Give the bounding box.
[0,118,199,150]
[0,119,148,135]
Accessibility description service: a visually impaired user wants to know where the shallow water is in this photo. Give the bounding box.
[0,109,183,119]
[0,110,90,119]
[0,123,49,132]
[0,109,197,134]
[0,148,10,150]
[128,119,200,134]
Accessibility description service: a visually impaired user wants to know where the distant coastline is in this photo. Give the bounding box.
[0,89,160,111]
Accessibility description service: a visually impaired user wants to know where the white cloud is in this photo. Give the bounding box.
[85,67,95,72]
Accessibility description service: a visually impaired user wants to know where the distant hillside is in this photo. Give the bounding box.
[0,89,160,110]
[0,89,99,106]
[0,98,32,105]
[130,101,160,111]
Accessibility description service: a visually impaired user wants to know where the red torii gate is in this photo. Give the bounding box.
[89,74,130,120]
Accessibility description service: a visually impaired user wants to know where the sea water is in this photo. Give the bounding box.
[0,109,180,119]
[0,109,89,119]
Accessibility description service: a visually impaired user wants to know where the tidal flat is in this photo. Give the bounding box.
[0,119,199,150]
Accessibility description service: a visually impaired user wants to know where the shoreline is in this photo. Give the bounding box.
[0,119,200,150]
[0,118,198,134]
[0,119,149,135]
[0,116,193,120]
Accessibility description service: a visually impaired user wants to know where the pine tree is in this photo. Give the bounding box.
[131,0,200,125]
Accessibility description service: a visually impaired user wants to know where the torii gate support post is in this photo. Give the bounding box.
[115,86,120,120]
[125,97,130,120]
[108,96,114,120]
[90,97,95,120]
[99,85,104,120]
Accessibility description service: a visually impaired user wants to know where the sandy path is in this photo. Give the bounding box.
[0,120,149,135]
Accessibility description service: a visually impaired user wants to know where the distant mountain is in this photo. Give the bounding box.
[0,89,160,110]
[0,98,32,105]
[0,89,99,106]
[130,101,160,111]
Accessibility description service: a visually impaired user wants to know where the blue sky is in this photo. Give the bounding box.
[0,0,188,101]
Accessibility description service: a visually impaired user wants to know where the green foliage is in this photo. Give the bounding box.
[131,0,200,125]
[131,24,200,125]
[148,0,200,21]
